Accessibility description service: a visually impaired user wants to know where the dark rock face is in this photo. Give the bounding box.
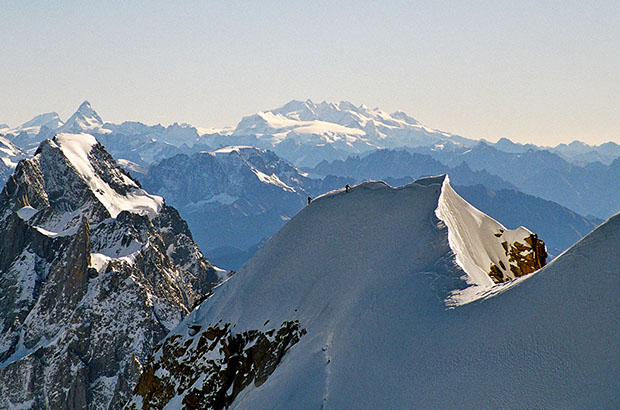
[488,233,548,283]
[0,134,222,409]
[127,321,306,410]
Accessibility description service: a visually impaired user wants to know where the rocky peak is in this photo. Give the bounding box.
[0,134,224,409]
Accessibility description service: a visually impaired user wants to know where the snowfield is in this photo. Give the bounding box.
[125,175,620,409]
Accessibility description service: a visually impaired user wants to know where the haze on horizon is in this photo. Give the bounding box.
[1,1,618,146]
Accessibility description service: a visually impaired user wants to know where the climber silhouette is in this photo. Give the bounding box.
[307,196,312,205]
[345,184,350,193]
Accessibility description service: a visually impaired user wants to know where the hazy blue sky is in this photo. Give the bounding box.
[1,1,618,145]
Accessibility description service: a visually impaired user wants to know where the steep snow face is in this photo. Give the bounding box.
[436,176,544,287]
[128,176,549,409]
[52,133,163,218]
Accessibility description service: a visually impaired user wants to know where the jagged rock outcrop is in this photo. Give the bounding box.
[488,232,548,283]
[127,321,306,410]
[0,133,224,409]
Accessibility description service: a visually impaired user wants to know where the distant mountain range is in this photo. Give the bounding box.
[2,99,613,267]
[407,142,620,218]
[4,99,619,169]
[313,145,620,219]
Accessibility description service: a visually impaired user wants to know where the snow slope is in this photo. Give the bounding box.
[128,176,560,410]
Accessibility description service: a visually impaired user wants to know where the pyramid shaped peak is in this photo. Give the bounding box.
[75,100,99,117]
[58,100,105,133]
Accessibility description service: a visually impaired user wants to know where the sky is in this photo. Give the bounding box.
[1,0,619,145]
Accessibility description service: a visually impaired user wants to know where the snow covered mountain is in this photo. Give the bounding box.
[0,133,225,409]
[57,100,108,134]
[20,112,64,130]
[0,112,64,154]
[139,146,351,269]
[0,136,26,183]
[1,102,209,167]
[202,99,477,167]
[127,175,551,409]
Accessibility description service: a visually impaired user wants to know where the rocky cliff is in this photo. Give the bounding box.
[0,133,224,409]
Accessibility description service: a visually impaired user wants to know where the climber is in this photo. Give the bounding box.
[345,184,350,193]
[308,196,312,205]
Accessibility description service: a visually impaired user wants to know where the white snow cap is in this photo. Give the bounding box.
[53,133,163,218]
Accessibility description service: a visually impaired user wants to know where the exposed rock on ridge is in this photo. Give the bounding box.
[489,232,547,283]
[128,321,306,410]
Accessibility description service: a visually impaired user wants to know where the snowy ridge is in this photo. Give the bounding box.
[128,176,550,409]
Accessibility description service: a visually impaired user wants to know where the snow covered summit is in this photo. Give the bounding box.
[202,99,476,167]
[128,176,550,409]
[58,100,109,134]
